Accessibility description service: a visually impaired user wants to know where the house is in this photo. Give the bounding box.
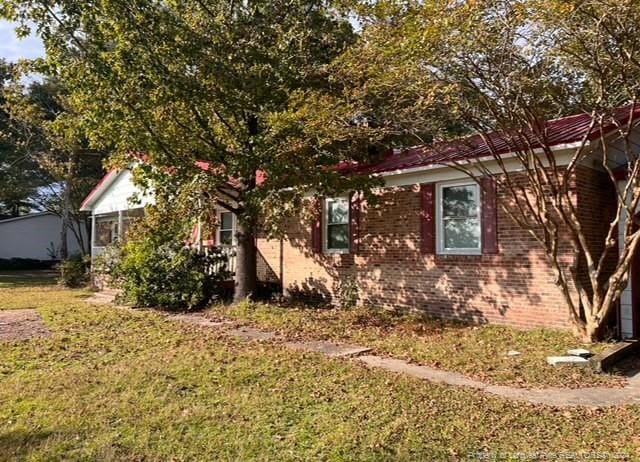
[79,169,155,258]
[80,108,640,338]
[0,212,87,261]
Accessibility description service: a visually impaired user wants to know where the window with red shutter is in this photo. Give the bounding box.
[481,177,498,254]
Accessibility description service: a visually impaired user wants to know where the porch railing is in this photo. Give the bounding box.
[202,245,236,277]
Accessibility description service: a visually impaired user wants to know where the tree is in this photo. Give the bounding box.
[1,0,373,300]
[323,0,640,341]
[5,76,105,256]
[0,59,47,216]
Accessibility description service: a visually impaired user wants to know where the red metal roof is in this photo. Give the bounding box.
[82,106,640,210]
[340,105,640,175]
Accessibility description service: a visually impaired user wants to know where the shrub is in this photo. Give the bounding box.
[111,239,229,309]
[337,276,358,309]
[59,254,90,287]
[96,206,230,310]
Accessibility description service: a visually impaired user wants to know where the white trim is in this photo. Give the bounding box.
[376,142,589,179]
[0,211,55,224]
[79,170,121,211]
[323,196,350,254]
[301,147,595,198]
[435,180,482,255]
[618,178,636,338]
[379,149,588,189]
[218,210,236,246]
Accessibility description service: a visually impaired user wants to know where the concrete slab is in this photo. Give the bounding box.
[227,326,277,341]
[567,348,592,358]
[0,309,50,341]
[167,314,232,328]
[547,356,589,366]
[286,340,371,357]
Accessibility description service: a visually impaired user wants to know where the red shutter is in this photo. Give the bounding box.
[420,183,436,254]
[311,197,323,253]
[481,176,498,254]
[350,192,361,254]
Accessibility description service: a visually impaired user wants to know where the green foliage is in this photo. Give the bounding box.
[0,59,48,216]
[111,238,228,310]
[337,275,358,309]
[1,1,370,217]
[99,206,230,310]
[58,254,90,287]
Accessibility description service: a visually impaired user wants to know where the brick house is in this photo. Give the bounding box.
[81,108,640,338]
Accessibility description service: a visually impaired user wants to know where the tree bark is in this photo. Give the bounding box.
[59,177,71,260]
[233,219,258,302]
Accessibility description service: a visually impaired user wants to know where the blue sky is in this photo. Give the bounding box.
[0,20,44,62]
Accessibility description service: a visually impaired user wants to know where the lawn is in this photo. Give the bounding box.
[211,303,627,389]
[1,274,640,461]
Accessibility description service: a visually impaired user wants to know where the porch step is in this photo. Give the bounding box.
[86,288,121,305]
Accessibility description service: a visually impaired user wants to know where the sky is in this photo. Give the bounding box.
[0,20,44,62]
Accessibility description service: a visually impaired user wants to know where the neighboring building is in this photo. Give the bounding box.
[81,108,640,338]
[0,212,87,260]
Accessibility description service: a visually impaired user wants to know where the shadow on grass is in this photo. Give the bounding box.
[0,429,56,459]
[0,271,58,288]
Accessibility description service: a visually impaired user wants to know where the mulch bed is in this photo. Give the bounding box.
[0,309,51,342]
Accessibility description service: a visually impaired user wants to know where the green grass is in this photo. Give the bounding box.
[211,302,626,389]
[1,276,640,460]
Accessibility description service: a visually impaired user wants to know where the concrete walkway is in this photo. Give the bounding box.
[162,312,640,408]
[87,292,640,408]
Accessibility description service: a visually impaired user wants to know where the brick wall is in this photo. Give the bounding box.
[575,165,619,292]
[256,168,616,330]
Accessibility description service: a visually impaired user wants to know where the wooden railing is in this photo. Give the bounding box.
[202,245,236,277]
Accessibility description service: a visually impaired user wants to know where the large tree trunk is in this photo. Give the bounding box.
[233,219,258,302]
[60,151,80,260]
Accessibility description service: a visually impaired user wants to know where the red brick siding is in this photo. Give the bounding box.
[256,168,612,330]
[575,165,619,292]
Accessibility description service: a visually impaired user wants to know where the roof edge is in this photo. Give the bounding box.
[79,169,121,212]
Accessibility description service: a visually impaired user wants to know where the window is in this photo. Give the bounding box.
[218,211,235,246]
[437,181,481,254]
[324,197,349,253]
[120,208,145,240]
[95,214,119,247]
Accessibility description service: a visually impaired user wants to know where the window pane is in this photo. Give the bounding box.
[221,212,233,230]
[444,218,480,249]
[443,185,477,218]
[220,230,233,245]
[328,224,349,250]
[95,216,118,247]
[328,200,348,224]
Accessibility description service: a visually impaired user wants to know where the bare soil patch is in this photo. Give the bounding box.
[0,309,50,342]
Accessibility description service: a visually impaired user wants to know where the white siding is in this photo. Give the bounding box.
[618,179,635,338]
[0,213,86,260]
[92,170,154,215]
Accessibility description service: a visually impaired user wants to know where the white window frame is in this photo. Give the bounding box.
[323,196,350,254]
[436,180,482,255]
[218,210,236,246]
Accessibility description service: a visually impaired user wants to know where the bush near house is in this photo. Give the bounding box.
[58,254,91,288]
[96,207,230,310]
[110,240,228,310]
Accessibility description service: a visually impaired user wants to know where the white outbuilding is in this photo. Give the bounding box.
[0,212,87,260]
